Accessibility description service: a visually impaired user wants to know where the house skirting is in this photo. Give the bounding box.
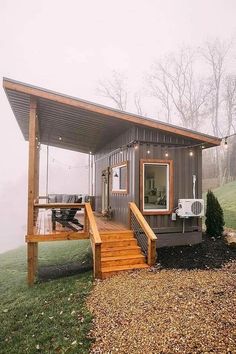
[156,231,202,248]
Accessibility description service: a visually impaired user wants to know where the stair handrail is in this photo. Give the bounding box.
[129,202,157,266]
[84,202,102,278]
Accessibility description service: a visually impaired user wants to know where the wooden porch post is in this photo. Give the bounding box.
[27,96,39,286]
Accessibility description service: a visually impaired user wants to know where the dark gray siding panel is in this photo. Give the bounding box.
[94,127,136,226]
[95,125,203,235]
[156,232,202,248]
[135,126,203,232]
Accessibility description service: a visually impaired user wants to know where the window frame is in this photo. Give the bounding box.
[140,159,174,215]
[111,161,129,194]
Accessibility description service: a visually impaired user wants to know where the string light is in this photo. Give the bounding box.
[165,150,169,157]
[58,136,62,141]
[189,150,194,157]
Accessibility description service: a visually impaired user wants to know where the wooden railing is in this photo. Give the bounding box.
[84,203,102,279]
[129,202,157,266]
[33,201,102,278]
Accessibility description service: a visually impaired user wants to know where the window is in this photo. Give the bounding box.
[141,160,173,214]
[112,162,128,193]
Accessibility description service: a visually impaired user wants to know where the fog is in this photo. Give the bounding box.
[0,0,235,252]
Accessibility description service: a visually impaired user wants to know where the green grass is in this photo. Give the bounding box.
[205,180,236,230]
[0,241,94,354]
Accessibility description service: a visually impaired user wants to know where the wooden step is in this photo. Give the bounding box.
[101,245,142,257]
[100,230,134,241]
[101,263,149,279]
[101,238,138,249]
[101,254,146,267]
[100,230,134,236]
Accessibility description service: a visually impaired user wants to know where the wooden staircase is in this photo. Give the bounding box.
[100,230,149,279]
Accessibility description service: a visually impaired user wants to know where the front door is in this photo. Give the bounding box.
[102,168,109,213]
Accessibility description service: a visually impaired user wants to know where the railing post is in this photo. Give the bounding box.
[84,207,89,236]
[148,239,157,266]
[27,96,39,286]
[85,203,102,279]
[94,243,102,279]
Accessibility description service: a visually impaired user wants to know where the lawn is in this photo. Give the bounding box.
[0,240,94,354]
[207,180,236,230]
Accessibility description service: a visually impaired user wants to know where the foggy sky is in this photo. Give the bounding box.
[0,0,236,252]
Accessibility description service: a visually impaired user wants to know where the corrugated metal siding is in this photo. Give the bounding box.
[136,126,202,231]
[95,127,136,225]
[95,126,203,232]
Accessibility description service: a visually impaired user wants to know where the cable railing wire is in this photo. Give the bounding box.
[130,212,148,257]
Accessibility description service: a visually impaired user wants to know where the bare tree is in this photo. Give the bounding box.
[97,71,146,116]
[97,71,128,111]
[201,39,231,184]
[147,58,173,123]
[134,92,146,116]
[201,38,231,136]
[224,74,236,135]
[221,75,236,182]
[148,48,211,130]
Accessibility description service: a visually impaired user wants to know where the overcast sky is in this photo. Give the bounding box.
[0,0,236,252]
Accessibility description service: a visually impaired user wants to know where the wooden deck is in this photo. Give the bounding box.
[34,209,126,236]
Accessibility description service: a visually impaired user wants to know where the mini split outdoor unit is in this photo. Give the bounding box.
[176,199,204,218]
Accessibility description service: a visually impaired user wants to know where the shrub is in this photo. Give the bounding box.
[205,190,225,237]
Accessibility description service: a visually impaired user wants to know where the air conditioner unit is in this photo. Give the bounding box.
[176,199,204,218]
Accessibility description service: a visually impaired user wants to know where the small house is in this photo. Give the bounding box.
[3,78,221,284]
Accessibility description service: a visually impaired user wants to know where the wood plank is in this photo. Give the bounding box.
[101,239,138,249]
[27,96,38,235]
[27,243,35,286]
[34,203,85,209]
[85,203,101,244]
[27,96,39,286]
[94,213,126,231]
[101,263,149,279]
[26,232,88,242]
[94,243,102,279]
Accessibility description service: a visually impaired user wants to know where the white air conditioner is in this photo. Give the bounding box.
[176,199,204,218]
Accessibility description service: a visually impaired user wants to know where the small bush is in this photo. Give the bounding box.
[205,190,225,237]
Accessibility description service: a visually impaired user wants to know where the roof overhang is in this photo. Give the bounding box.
[3,77,222,153]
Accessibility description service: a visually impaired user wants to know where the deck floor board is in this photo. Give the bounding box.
[34,210,127,235]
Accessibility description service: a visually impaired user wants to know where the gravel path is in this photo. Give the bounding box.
[87,238,236,354]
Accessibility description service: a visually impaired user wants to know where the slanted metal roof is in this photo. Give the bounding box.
[3,77,222,153]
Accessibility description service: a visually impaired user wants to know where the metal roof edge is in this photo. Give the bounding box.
[3,77,222,146]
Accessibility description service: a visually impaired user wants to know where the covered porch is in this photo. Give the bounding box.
[3,78,157,285]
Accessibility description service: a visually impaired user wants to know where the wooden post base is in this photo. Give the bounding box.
[27,242,38,286]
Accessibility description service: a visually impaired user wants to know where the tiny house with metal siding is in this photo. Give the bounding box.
[3,77,221,253]
[94,125,209,247]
